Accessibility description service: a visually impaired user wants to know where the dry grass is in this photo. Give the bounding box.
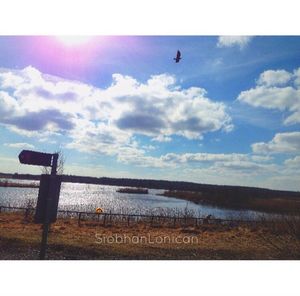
[161,190,300,214]
[0,212,299,260]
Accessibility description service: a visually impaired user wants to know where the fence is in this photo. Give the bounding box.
[0,204,265,228]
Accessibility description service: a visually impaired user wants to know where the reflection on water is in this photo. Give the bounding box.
[0,181,264,219]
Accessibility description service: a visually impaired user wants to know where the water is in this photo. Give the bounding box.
[0,180,265,219]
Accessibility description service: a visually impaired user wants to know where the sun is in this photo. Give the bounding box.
[55,36,93,47]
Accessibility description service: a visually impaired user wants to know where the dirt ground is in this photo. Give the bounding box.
[0,212,299,260]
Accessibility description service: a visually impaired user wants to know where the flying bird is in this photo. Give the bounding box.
[174,50,181,63]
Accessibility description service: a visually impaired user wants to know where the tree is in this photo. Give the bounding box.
[41,150,66,175]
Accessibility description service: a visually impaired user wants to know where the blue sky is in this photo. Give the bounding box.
[0,36,300,190]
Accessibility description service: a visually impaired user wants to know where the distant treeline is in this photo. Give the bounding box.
[1,172,300,203]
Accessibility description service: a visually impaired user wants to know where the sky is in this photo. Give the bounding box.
[0,35,300,191]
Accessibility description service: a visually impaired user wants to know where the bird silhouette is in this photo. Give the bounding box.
[174,50,181,63]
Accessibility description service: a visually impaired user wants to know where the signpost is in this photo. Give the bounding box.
[35,175,62,224]
[19,150,53,167]
[18,150,61,260]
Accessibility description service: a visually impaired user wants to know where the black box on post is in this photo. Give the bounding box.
[34,174,62,224]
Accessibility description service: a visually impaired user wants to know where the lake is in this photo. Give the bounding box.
[0,180,266,219]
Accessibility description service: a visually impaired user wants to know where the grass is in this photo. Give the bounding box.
[160,190,300,215]
[0,211,299,260]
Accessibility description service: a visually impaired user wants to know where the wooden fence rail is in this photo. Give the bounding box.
[0,204,272,227]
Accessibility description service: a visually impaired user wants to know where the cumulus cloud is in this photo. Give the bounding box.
[5,109,75,132]
[116,113,165,134]
[238,67,300,125]
[217,36,253,49]
[257,70,292,86]
[0,66,233,156]
[0,91,19,117]
[105,74,233,140]
[284,155,300,167]
[252,131,300,154]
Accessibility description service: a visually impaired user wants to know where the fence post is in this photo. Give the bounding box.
[103,213,107,227]
[24,208,29,221]
[127,215,130,226]
[151,215,154,226]
[78,213,82,226]
[0,206,2,213]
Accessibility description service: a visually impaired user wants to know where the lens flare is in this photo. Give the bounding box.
[55,36,93,46]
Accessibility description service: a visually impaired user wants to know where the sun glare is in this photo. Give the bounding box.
[55,36,93,46]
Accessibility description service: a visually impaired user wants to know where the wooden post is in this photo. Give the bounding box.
[78,213,82,226]
[103,213,107,226]
[40,153,58,260]
[127,215,130,226]
[151,215,154,226]
[24,208,29,221]
[39,196,51,260]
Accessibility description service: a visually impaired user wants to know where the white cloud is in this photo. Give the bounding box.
[0,66,233,155]
[114,151,276,174]
[161,152,248,163]
[0,91,19,118]
[117,150,172,169]
[160,152,275,173]
[238,67,300,125]
[252,131,300,154]
[294,68,300,87]
[251,155,273,162]
[238,86,298,110]
[4,142,34,149]
[257,70,292,86]
[151,135,172,142]
[109,75,233,139]
[217,36,253,49]
[284,155,300,167]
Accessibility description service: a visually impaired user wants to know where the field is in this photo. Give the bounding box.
[0,211,299,260]
[161,190,300,214]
